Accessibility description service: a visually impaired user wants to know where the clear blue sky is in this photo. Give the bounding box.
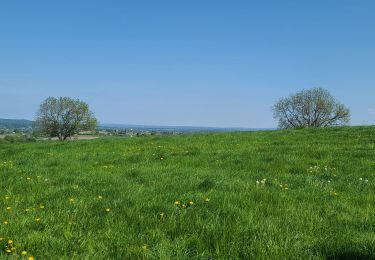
[1,0,375,127]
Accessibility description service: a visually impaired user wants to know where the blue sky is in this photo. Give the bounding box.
[1,0,375,127]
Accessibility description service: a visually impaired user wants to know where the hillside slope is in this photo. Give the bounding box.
[0,126,374,259]
[0,118,33,129]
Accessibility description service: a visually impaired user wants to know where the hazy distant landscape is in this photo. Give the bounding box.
[0,119,33,130]
[0,118,265,136]
[99,123,263,133]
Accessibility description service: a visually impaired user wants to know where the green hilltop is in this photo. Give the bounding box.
[0,126,374,259]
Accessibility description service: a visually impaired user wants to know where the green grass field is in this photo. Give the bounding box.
[0,126,374,259]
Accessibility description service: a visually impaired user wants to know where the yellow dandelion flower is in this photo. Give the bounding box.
[28,257,34,260]
[182,204,186,208]
[40,205,45,209]
[8,240,13,244]
[69,198,74,203]
[35,218,41,222]
[5,196,10,200]
[160,157,164,160]
[189,201,194,205]
[204,198,210,202]
[6,207,11,210]
[98,195,103,199]
[174,201,180,205]
[105,208,111,212]
[4,220,9,225]
[6,249,11,253]
[21,251,27,255]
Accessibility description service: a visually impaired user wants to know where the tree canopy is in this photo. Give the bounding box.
[273,88,350,129]
[35,97,97,140]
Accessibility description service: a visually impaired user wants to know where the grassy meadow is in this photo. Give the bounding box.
[0,126,374,259]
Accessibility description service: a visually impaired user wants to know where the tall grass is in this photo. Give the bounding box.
[0,126,374,259]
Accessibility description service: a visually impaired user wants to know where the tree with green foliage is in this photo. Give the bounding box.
[273,88,350,129]
[35,97,97,141]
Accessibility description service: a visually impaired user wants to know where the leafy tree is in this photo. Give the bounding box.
[273,88,350,129]
[35,97,97,140]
